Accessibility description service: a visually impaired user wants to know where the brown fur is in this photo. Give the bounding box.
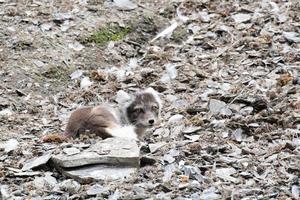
[64,106,120,139]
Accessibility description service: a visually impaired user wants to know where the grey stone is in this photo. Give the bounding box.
[86,184,108,196]
[13,171,41,177]
[149,142,166,153]
[182,126,201,134]
[153,128,170,137]
[52,12,72,22]
[190,180,201,189]
[22,152,52,171]
[61,165,137,183]
[51,138,139,168]
[42,195,60,200]
[233,128,243,142]
[134,182,159,191]
[200,187,221,200]
[34,177,45,190]
[0,185,10,199]
[114,0,137,11]
[209,99,232,116]
[2,139,19,153]
[184,134,200,142]
[170,125,185,138]
[63,147,80,156]
[191,192,201,200]
[215,167,238,183]
[40,23,52,31]
[232,13,252,23]
[183,165,205,182]
[44,172,57,190]
[199,11,210,22]
[283,32,300,43]
[132,184,145,194]
[132,184,147,198]
[0,108,13,117]
[68,42,85,52]
[163,149,180,164]
[72,143,90,149]
[0,155,7,161]
[162,163,176,182]
[155,192,172,200]
[163,154,176,164]
[292,185,300,199]
[168,114,184,124]
[59,179,81,194]
[108,189,121,200]
[240,106,253,116]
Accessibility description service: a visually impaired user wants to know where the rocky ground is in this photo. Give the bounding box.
[1,0,300,199]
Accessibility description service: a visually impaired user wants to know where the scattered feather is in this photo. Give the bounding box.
[151,20,178,43]
[80,77,93,90]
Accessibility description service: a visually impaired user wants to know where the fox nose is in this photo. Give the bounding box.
[149,119,155,125]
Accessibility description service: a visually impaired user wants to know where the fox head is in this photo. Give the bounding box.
[121,88,162,128]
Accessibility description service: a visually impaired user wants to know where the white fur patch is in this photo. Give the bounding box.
[105,125,138,140]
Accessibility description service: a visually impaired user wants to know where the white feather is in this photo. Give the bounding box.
[150,20,178,43]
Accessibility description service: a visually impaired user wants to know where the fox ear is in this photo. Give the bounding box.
[143,87,162,109]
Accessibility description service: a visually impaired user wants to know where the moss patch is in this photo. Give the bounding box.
[41,66,71,82]
[85,23,131,46]
[171,25,189,43]
[127,12,169,45]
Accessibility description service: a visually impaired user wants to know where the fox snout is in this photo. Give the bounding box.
[148,119,155,125]
[141,111,157,127]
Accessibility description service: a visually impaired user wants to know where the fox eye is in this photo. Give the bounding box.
[152,105,158,110]
[134,108,144,113]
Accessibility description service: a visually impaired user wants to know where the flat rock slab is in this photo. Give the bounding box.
[51,138,140,168]
[61,164,137,183]
[22,152,52,171]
